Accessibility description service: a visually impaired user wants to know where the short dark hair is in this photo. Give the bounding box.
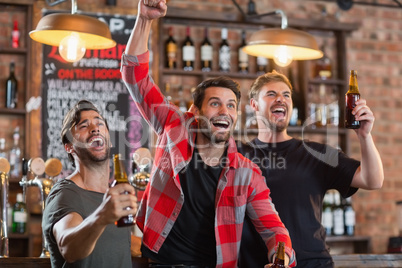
[192,76,241,109]
[249,70,292,100]
[61,100,109,168]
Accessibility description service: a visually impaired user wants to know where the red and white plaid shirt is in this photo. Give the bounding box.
[121,51,296,268]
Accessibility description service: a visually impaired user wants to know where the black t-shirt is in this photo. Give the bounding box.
[237,138,360,268]
[142,149,223,266]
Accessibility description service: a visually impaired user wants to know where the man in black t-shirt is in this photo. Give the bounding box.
[238,71,384,268]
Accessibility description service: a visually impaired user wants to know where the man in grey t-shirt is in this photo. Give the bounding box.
[42,100,138,267]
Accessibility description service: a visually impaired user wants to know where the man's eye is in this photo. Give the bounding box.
[228,103,236,109]
[211,102,219,107]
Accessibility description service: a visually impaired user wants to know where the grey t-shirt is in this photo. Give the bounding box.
[42,179,132,268]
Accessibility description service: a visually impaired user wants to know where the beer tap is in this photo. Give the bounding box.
[0,157,11,258]
[19,157,51,258]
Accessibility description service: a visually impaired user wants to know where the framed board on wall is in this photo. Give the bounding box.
[41,11,149,177]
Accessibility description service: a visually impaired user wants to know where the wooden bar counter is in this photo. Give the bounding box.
[0,256,149,268]
[333,254,402,267]
[0,255,401,267]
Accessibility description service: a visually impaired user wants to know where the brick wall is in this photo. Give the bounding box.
[33,0,401,254]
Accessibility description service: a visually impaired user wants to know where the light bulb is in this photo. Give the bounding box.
[59,32,86,62]
[273,45,293,67]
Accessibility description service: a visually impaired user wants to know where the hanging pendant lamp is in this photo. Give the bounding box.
[29,0,116,62]
[242,10,323,67]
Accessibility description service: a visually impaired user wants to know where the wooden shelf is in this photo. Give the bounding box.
[0,108,27,115]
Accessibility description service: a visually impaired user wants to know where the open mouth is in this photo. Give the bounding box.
[271,106,287,120]
[88,136,105,148]
[212,119,231,130]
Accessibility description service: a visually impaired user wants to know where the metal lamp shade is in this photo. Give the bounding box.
[29,13,116,50]
[242,27,323,60]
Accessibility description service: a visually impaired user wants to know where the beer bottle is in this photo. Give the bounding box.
[113,154,136,227]
[271,241,286,268]
[345,70,360,129]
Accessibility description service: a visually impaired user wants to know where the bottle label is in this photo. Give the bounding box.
[13,211,27,223]
[333,208,344,235]
[345,209,355,226]
[257,56,268,66]
[319,70,332,79]
[183,46,195,61]
[201,45,213,61]
[219,46,231,71]
[167,42,177,54]
[12,30,20,48]
[322,209,333,228]
[238,49,248,63]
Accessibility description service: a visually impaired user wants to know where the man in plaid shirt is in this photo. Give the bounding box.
[120,1,296,267]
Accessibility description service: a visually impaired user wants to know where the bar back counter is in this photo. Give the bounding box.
[0,255,402,267]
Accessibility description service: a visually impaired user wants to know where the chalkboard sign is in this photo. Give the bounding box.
[41,11,148,176]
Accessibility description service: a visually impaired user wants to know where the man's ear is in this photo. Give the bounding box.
[189,104,199,115]
[65,144,74,154]
[250,98,258,112]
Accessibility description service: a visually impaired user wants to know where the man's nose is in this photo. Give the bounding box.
[275,95,284,103]
[90,123,100,133]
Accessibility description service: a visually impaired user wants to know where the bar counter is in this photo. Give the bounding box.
[0,256,149,268]
[0,255,401,267]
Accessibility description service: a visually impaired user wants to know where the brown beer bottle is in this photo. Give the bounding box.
[271,241,286,268]
[345,70,361,129]
[113,154,136,227]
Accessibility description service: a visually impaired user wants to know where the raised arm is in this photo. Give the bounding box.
[125,0,167,56]
[350,99,384,190]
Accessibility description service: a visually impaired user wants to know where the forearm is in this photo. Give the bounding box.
[357,133,384,189]
[55,212,107,262]
[125,16,153,56]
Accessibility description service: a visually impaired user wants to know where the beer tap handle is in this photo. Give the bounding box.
[21,158,28,202]
[45,158,63,182]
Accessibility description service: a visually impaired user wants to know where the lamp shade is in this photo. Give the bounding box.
[243,27,323,60]
[29,13,116,50]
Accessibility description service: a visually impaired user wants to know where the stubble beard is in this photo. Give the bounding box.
[198,118,231,145]
[75,143,111,166]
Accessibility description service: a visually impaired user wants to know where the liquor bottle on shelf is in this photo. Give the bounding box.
[327,87,340,127]
[182,26,195,71]
[315,84,327,128]
[113,154,136,227]
[271,241,286,268]
[165,27,177,69]
[345,70,361,129]
[11,20,20,48]
[5,62,18,109]
[12,193,27,234]
[247,0,257,15]
[288,68,303,126]
[332,191,345,236]
[314,41,332,79]
[256,56,269,75]
[322,190,334,236]
[0,138,7,159]
[344,197,355,236]
[307,86,318,128]
[200,27,213,72]
[9,127,21,178]
[238,30,248,74]
[219,28,231,72]
[164,83,173,103]
[177,86,187,113]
